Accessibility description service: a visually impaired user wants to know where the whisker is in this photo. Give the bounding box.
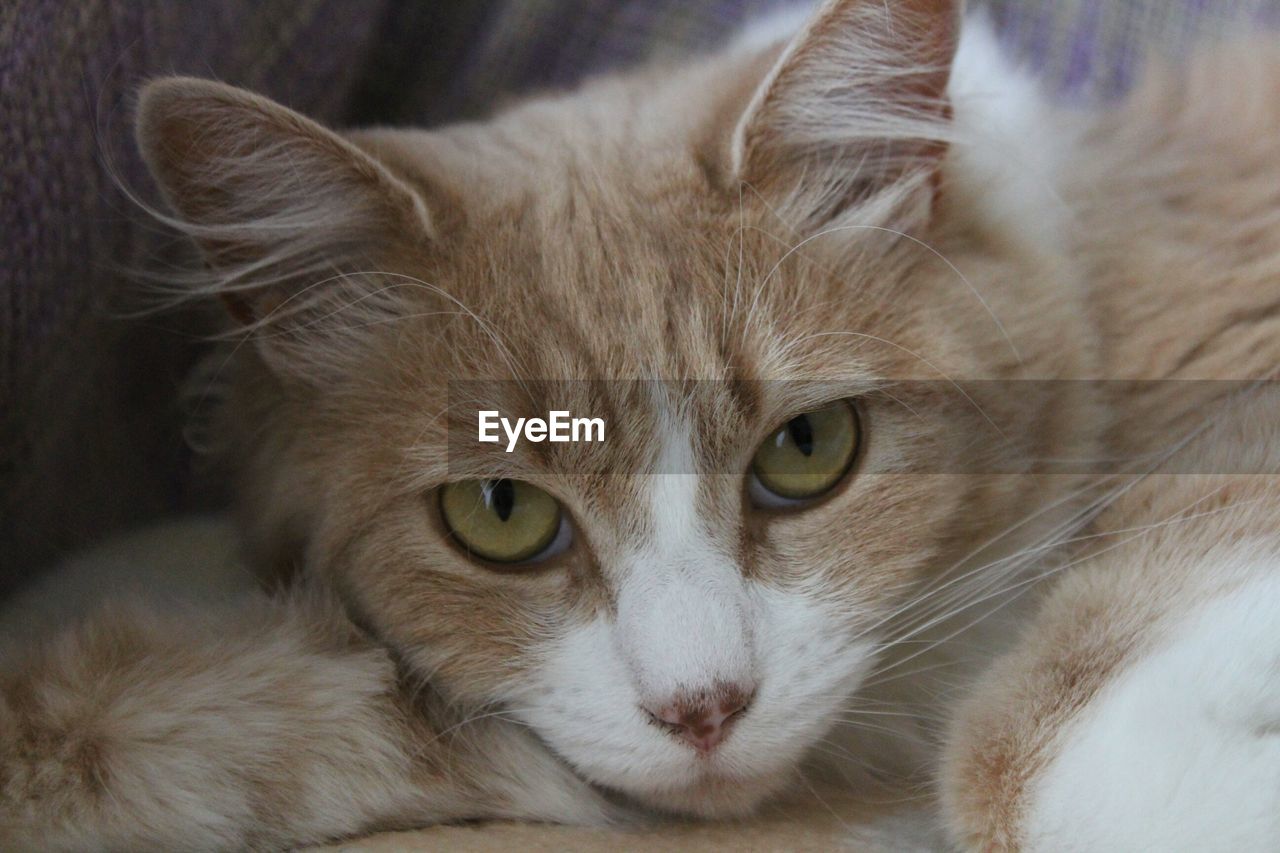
[865,486,1244,683]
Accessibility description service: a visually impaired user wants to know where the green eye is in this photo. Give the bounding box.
[750,400,860,505]
[440,479,567,564]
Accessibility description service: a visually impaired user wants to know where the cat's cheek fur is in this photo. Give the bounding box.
[512,584,875,817]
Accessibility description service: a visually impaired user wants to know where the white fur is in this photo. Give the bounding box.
[948,14,1073,255]
[614,428,754,704]
[734,6,1070,255]
[1026,566,1280,852]
[517,585,874,815]
[513,423,876,815]
[731,3,814,53]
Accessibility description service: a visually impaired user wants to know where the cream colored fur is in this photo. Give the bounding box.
[4,0,1280,849]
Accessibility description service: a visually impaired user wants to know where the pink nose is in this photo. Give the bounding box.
[644,685,754,753]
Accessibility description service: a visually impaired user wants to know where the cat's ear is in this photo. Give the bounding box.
[135,77,435,331]
[731,0,959,231]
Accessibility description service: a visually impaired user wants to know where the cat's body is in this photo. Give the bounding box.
[4,1,1280,849]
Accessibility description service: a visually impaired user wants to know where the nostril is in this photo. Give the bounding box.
[720,687,753,720]
[644,707,684,736]
[642,683,756,752]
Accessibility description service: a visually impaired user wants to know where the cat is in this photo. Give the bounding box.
[4,0,1280,848]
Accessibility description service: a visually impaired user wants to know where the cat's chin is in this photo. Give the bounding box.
[619,767,792,819]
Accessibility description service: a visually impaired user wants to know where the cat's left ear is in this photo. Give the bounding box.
[731,0,959,231]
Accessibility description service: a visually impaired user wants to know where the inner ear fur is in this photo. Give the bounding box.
[731,0,960,229]
[135,76,436,326]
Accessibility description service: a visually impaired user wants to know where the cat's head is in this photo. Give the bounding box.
[136,0,1096,817]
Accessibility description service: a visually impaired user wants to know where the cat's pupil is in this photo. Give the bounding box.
[487,479,516,522]
[788,415,815,457]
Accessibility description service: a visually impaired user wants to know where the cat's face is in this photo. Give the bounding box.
[301,210,997,815]
[138,0,1094,818]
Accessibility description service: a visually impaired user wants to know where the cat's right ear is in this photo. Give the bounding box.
[135,77,437,330]
[730,0,959,233]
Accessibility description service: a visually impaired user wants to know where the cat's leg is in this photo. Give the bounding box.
[0,592,614,850]
[941,385,1280,851]
[940,497,1280,851]
[1019,570,1280,852]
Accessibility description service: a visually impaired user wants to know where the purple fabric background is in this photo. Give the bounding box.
[0,0,394,587]
[366,0,1280,128]
[1,0,1276,590]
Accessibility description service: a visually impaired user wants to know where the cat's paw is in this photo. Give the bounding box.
[1022,572,1280,853]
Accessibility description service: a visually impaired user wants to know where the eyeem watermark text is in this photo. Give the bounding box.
[478,410,606,452]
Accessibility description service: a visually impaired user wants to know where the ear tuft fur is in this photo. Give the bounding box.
[135,77,434,334]
[732,0,960,231]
